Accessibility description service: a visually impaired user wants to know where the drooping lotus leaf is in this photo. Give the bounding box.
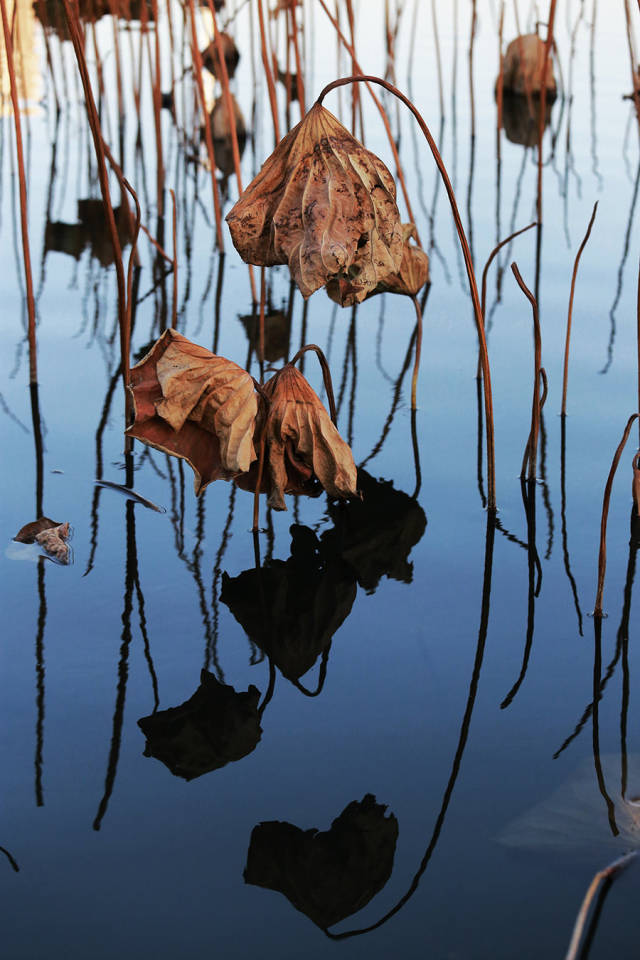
[220,524,357,683]
[236,363,358,510]
[126,329,258,495]
[226,101,403,301]
[502,34,557,98]
[244,794,398,929]
[138,671,262,781]
[498,755,640,856]
[327,222,430,306]
[324,469,427,593]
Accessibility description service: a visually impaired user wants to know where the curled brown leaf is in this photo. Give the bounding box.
[126,329,258,495]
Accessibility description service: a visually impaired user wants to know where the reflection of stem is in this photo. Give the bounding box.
[359,323,417,469]
[601,160,640,375]
[594,414,638,617]
[501,480,538,709]
[35,559,47,807]
[29,384,44,518]
[325,513,496,940]
[208,484,237,677]
[560,416,584,636]
[93,490,136,832]
[410,295,422,411]
[410,408,422,499]
[0,847,19,872]
[592,617,619,836]
[511,265,541,481]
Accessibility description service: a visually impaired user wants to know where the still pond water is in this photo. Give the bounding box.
[2,1,640,957]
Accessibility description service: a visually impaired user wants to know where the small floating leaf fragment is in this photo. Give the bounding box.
[13,518,72,565]
[94,480,166,514]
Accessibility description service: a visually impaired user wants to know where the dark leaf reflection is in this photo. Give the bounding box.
[138,671,262,781]
[501,93,554,147]
[244,794,398,929]
[221,524,357,690]
[325,469,427,594]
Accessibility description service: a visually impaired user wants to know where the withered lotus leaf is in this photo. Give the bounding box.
[502,34,557,98]
[14,517,63,543]
[239,364,357,511]
[327,222,429,305]
[126,329,258,495]
[226,101,403,301]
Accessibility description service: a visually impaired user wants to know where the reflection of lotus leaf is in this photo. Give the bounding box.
[238,310,290,363]
[244,794,398,929]
[325,469,427,593]
[499,755,640,854]
[220,525,356,682]
[137,671,262,781]
[502,93,553,148]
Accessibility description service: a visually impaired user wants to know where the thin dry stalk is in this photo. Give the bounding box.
[318,74,497,509]
[594,414,640,617]
[637,259,640,444]
[564,852,637,960]
[62,0,127,385]
[561,201,598,416]
[257,0,280,144]
[316,0,418,242]
[431,0,444,119]
[259,266,266,373]
[410,295,423,411]
[252,394,268,533]
[288,2,306,112]
[289,344,338,425]
[170,187,178,328]
[0,0,36,383]
[496,2,504,157]
[186,0,224,249]
[207,0,257,302]
[511,262,541,481]
[150,0,165,217]
[481,221,537,319]
[536,0,558,223]
[345,0,362,134]
[623,0,640,131]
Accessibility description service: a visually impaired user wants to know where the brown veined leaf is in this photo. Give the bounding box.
[237,363,358,511]
[502,34,557,98]
[226,101,403,301]
[326,222,429,306]
[126,329,258,495]
[14,517,63,543]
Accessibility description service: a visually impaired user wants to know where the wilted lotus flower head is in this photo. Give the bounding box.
[226,102,404,301]
[126,329,258,495]
[239,363,358,511]
[327,222,429,306]
[502,34,557,98]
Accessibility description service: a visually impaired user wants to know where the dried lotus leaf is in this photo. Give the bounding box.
[261,365,358,510]
[502,34,557,97]
[226,102,403,300]
[327,223,429,305]
[35,522,71,564]
[14,517,62,543]
[126,330,258,495]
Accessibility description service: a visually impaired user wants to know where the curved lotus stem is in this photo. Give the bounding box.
[594,414,639,618]
[561,202,598,417]
[289,344,338,426]
[316,75,497,510]
[410,296,422,412]
[511,263,541,482]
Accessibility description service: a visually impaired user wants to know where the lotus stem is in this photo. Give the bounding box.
[259,267,266,376]
[62,0,128,389]
[0,0,36,384]
[511,263,541,482]
[150,0,165,218]
[594,414,639,617]
[290,344,338,426]
[561,202,598,416]
[410,295,422,411]
[170,188,178,329]
[187,0,224,249]
[637,259,640,445]
[481,222,537,322]
[536,0,558,223]
[257,0,280,144]
[317,73,497,509]
[252,395,269,534]
[564,852,637,960]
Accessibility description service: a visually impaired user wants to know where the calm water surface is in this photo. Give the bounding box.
[2,2,640,957]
